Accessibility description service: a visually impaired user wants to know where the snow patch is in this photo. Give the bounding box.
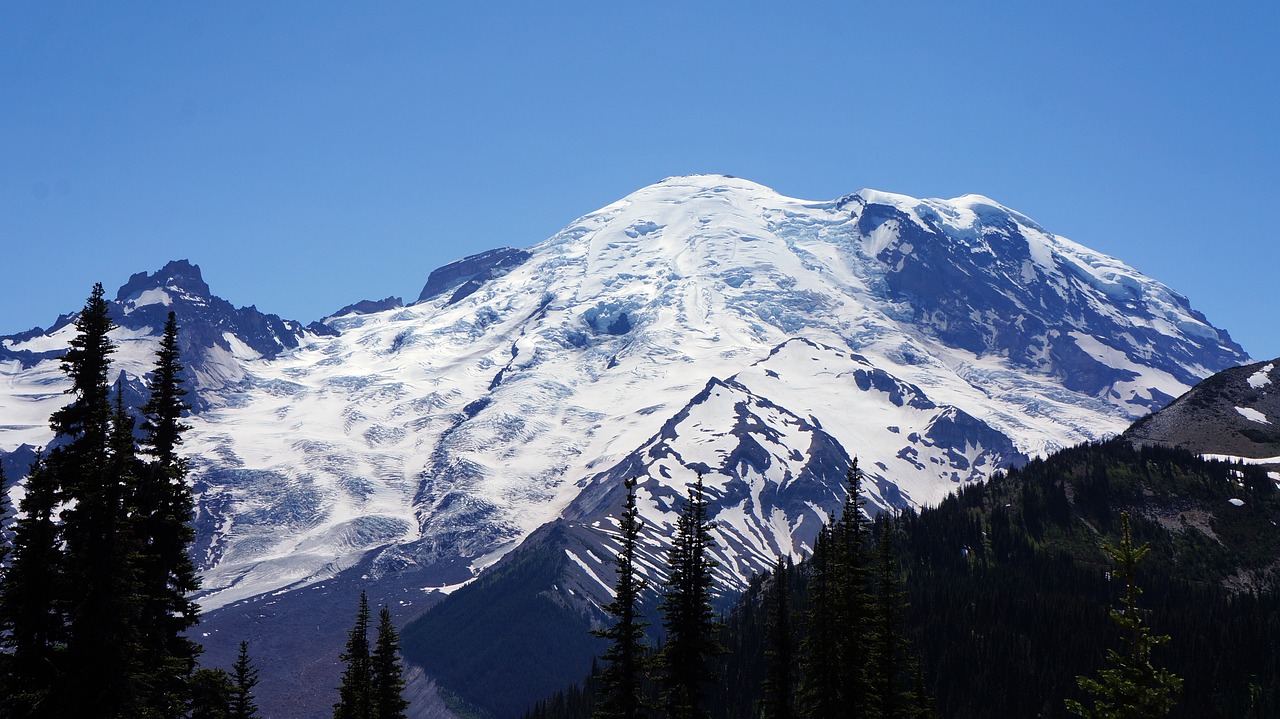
[1248,364,1274,389]
[1236,407,1271,425]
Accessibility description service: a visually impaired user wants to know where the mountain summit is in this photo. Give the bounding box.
[0,175,1251,717]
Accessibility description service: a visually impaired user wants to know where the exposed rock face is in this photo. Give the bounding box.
[1126,358,1280,462]
[324,296,405,320]
[415,247,532,305]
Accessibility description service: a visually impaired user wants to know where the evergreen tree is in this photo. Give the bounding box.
[869,516,916,719]
[0,462,10,571]
[1065,511,1183,718]
[799,524,842,719]
[334,591,374,719]
[229,641,261,719]
[657,473,724,719]
[372,606,410,719]
[0,452,64,717]
[802,462,875,718]
[759,557,795,719]
[590,476,649,719]
[47,283,142,717]
[189,668,234,719]
[135,311,202,715]
[833,461,875,713]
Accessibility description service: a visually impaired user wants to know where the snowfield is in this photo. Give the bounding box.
[0,174,1250,610]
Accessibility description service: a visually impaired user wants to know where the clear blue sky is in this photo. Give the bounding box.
[3,3,1277,359]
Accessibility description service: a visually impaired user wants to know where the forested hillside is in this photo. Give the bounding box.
[529,440,1280,719]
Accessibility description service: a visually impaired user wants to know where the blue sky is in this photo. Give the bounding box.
[3,3,1278,359]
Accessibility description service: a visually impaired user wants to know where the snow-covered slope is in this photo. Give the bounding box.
[0,175,1250,715]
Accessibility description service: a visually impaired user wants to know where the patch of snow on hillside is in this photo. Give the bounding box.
[129,288,173,309]
[1236,407,1271,425]
[564,549,611,595]
[1249,364,1274,389]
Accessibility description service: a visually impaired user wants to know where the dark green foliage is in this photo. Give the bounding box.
[372,606,410,719]
[798,524,841,719]
[1066,512,1183,718]
[800,462,876,718]
[0,290,206,718]
[0,452,64,717]
[189,668,234,719]
[526,439,1280,719]
[758,558,795,719]
[43,285,144,718]
[657,473,725,719]
[334,594,410,719]
[869,516,920,719]
[335,592,374,719]
[230,641,261,719]
[590,476,649,719]
[0,462,10,572]
[898,440,1279,718]
[135,312,202,715]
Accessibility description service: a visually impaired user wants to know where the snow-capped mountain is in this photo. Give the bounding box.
[0,175,1249,717]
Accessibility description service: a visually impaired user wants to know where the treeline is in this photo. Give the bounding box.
[528,440,1280,718]
[0,284,410,719]
[527,464,932,719]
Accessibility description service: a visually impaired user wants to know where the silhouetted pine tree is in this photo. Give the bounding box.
[189,668,234,719]
[590,476,649,719]
[48,284,146,718]
[229,641,261,719]
[869,515,916,719]
[800,523,842,719]
[335,591,374,719]
[135,311,202,715]
[372,606,409,719]
[759,557,796,719]
[657,474,724,719]
[833,461,875,713]
[0,452,63,717]
[0,462,9,570]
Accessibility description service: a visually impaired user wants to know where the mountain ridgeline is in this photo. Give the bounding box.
[0,175,1260,718]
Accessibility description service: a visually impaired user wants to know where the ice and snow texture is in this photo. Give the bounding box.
[0,174,1249,609]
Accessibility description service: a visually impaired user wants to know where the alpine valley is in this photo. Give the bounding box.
[0,175,1254,717]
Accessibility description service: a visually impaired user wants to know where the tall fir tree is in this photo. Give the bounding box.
[802,462,875,719]
[590,476,649,719]
[869,515,917,719]
[372,606,410,719]
[136,311,202,715]
[335,591,374,719]
[834,461,875,713]
[657,473,724,719]
[0,452,64,718]
[47,283,145,718]
[230,641,261,719]
[1065,511,1183,718]
[189,668,234,719]
[799,522,845,719]
[759,557,796,719]
[0,462,10,571]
